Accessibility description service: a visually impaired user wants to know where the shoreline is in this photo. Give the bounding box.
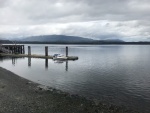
[0,67,139,113]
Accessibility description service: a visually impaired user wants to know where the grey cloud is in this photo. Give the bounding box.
[0,0,150,41]
[0,0,150,25]
[0,0,9,7]
[2,0,150,25]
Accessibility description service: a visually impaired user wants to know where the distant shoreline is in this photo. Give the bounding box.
[1,35,150,45]
[2,41,150,45]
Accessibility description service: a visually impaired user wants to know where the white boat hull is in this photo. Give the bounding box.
[53,56,68,60]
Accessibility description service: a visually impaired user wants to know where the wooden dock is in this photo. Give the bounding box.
[0,53,78,60]
[0,45,25,54]
[0,45,78,60]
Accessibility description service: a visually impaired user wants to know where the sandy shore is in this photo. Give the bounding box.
[0,67,139,113]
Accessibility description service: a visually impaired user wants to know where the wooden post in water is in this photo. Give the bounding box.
[66,46,68,57]
[45,46,48,56]
[17,46,19,53]
[8,46,10,53]
[20,46,22,54]
[14,46,16,54]
[28,46,31,56]
[12,46,14,54]
[23,45,25,54]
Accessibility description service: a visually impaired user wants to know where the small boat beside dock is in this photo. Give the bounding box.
[53,54,67,60]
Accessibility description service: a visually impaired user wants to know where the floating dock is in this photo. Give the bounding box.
[0,53,78,60]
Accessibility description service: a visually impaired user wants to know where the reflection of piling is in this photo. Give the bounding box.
[45,58,48,69]
[28,57,31,67]
[45,46,48,56]
[12,57,16,65]
[66,60,68,71]
[66,46,68,57]
[28,46,31,56]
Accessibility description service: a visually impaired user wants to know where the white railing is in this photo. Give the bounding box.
[0,45,12,54]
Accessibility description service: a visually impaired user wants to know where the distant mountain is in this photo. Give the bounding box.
[0,40,11,44]
[100,39,124,42]
[1,35,126,44]
[21,35,95,43]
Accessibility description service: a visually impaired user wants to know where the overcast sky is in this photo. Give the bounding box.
[0,0,150,41]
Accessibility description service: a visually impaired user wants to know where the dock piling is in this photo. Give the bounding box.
[22,45,25,54]
[66,46,68,57]
[28,46,31,56]
[12,46,14,54]
[45,46,48,56]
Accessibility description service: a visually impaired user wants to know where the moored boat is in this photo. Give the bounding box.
[53,54,67,60]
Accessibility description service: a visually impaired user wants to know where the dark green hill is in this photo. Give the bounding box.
[22,35,95,43]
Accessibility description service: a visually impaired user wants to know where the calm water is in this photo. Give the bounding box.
[0,44,150,112]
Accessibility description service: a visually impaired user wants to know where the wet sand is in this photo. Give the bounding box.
[0,67,139,113]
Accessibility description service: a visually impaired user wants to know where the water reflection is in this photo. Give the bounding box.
[28,57,31,67]
[45,58,48,69]
[12,57,17,66]
[53,60,69,71]
[0,57,24,65]
[25,58,69,71]
[2,45,150,113]
[54,60,64,63]
[66,60,68,71]
[0,57,69,71]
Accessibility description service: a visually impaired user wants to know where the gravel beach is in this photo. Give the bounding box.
[0,67,139,113]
